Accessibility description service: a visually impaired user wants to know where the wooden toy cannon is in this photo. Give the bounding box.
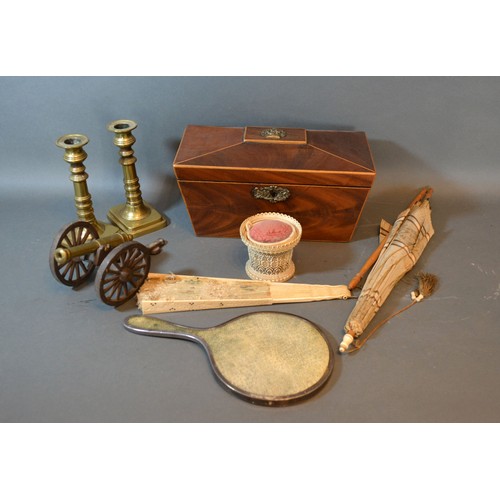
[49,122,168,306]
[50,221,166,306]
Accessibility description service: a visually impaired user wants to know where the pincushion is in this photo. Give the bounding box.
[240,212,302,282]
[248,219,293,243]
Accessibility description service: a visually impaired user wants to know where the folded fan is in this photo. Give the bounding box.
[136,273,351,313]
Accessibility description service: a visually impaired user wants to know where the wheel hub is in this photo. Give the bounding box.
[120,268,132,282]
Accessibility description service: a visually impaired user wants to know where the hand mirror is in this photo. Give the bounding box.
[124,312,334,406]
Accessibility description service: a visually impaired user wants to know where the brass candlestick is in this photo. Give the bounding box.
[56,134,118,237]
[106,119,167,237]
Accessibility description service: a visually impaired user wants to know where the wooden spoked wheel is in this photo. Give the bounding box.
[50,221,99,287]
[95,241,151,306]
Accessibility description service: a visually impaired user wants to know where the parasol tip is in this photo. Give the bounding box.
[339,333,354,353]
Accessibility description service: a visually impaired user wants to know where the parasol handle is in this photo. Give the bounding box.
[409,186,433,207]
[348,235,388,291]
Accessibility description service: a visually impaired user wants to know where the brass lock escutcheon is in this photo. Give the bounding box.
[252,185,291,203]
[260,128,287,140]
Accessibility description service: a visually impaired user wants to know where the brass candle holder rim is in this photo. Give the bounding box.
[107,119,137,132]
[240,212,302,252]
[56,133,89,149]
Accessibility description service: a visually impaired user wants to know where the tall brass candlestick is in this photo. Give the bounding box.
[106,119,167,237]
[56,134,118,237]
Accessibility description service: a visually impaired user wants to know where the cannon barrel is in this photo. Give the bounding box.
[54,232,134,265]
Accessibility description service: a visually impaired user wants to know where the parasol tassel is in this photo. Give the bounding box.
[411,272,439,302]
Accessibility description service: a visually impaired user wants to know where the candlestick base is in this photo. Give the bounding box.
[107,202,167,237]
[95,220,121,238]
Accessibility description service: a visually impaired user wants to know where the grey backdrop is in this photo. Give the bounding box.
[1,76,499,422]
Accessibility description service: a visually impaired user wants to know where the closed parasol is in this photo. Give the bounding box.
[340,187,435,353]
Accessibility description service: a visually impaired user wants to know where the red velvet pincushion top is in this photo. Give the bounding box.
[248,220,293,243]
